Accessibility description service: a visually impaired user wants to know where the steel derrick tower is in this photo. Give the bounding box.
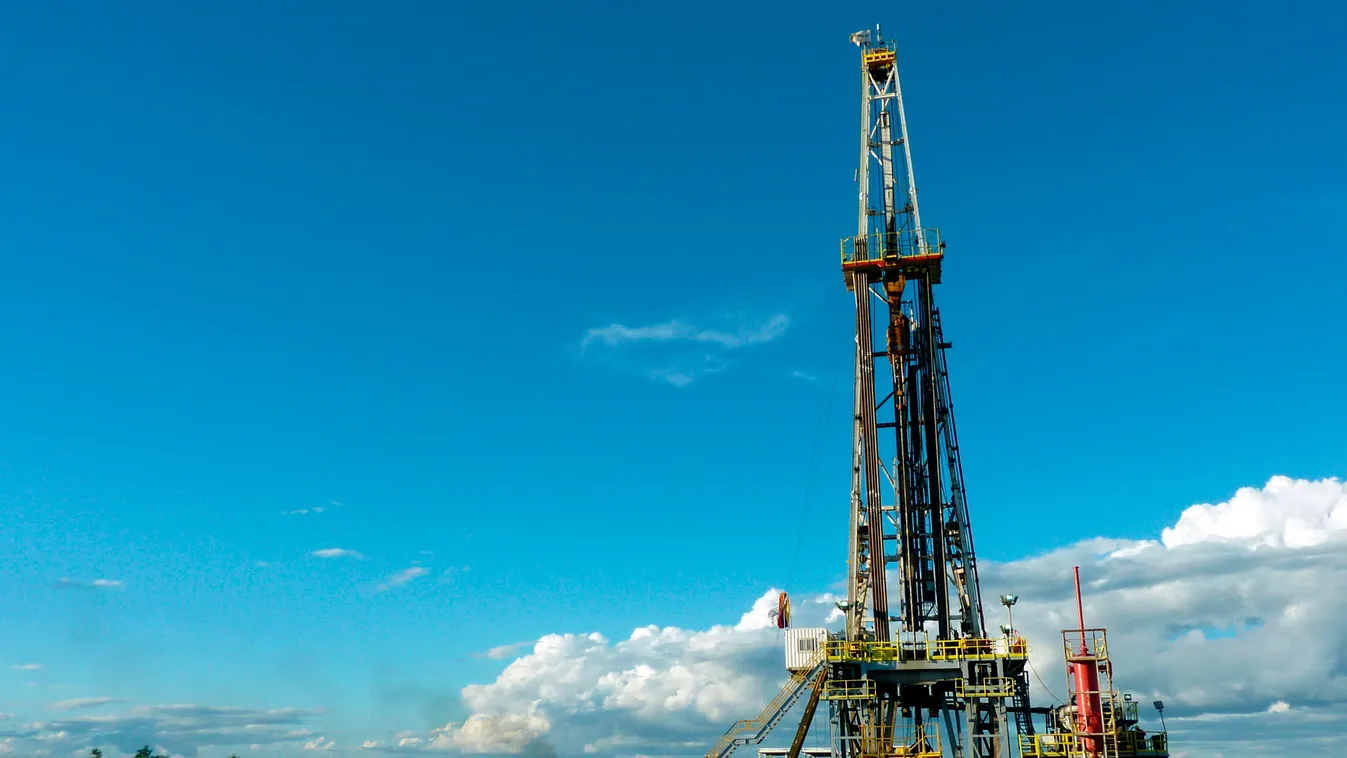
[706,26,1175,758]
[829,25,1015,758]
[704,26,1027,758]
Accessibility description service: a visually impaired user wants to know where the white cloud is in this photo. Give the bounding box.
[482,641,536,661]
[47,698,120,711]
[581,315,788,351]
[11,664,42,672]
[1160,475,1347,548]
[52,578,122,590]
[377,566,429,592]
[372,475,1347,758]
[376,589,836,755]
[286,507,326,516]
[310,548,365,560]
[304,737,336,750]
[579,314,789,386]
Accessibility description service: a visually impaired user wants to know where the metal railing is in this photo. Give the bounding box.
[849,723,941,758]
[705,653,824,758]
[823,679,876,700]
[840,228,943,265]
[1116,729,1170,756]
[1062,628,1109,661]
[826,633,1029,664]
[1019,733,1081,757]
[955,677,1018,698]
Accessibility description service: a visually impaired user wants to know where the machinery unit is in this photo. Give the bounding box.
[704,25,1175,758]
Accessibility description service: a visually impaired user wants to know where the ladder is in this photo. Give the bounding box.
[705,658,826,758]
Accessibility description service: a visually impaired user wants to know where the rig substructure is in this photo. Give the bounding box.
[705,26,1173,758]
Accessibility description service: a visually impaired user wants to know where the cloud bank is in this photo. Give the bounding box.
[372,475,1347,758]
[0,704,326,757]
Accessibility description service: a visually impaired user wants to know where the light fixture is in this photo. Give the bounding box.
[999,594,1018,635]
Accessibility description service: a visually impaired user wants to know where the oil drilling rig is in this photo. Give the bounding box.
[704,27,1173,758]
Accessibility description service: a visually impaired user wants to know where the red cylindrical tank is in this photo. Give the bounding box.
[1072,567,1104,756]
[1072,656,1103,754]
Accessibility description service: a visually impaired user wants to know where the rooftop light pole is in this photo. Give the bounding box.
[1000,594,1019,636]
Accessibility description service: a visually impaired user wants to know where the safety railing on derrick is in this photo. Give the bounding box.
[855,723,941,758]
[822,679,876,700]
[954,676,1018,698]
[825,633,1029,664]
[1018,732,1081,758]
[1107,724,1168,756]
[1062,628,1108,661]
[840,228,943,265]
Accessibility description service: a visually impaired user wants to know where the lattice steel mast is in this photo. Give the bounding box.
[842,24,985,653]
[705,27,1176,758]
[833,25,1011,758]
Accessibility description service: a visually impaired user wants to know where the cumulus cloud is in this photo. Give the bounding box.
[0,704,325,757]
[370,475,1347,758]
[376,589,835,755]
[11,664,42,672]
[52,578,122,590]
[579,313,789,386]
[377,567,430,593]
[1160,475,1347,548]
[310,548,365,560]
[48,697,121,711]
[304,736,336,750]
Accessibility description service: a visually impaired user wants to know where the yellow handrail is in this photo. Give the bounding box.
[840,228,943,265]
[828,633,1030,664]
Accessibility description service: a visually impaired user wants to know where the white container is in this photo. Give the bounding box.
[784,627,829,671]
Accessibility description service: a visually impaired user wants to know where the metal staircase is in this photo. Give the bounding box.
[1010,673,1035,737]
[704,657,826,758]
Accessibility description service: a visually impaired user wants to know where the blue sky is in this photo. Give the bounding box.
[0,0,1344,754]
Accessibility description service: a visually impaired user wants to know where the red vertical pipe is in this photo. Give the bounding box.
[1072,566,1104,756]
[1075,566,1086,634]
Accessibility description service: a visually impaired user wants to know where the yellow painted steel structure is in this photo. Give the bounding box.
[824,635,1031,665]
